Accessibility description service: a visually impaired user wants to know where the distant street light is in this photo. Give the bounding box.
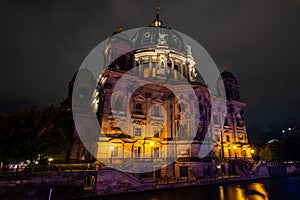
[282,125,297,134]
[216,164,221,179]
[250,149,255,154]
[48,158,53,171]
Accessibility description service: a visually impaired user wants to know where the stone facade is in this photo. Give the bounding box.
[66,11,252,180]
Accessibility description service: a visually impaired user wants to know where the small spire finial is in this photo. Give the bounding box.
[151,1,162,27]
[155,5,160,21]
[224,66,228,72]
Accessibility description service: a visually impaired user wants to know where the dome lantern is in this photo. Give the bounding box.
[151,5,163,27]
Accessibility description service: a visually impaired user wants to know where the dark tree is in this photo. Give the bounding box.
[0,104,73,166]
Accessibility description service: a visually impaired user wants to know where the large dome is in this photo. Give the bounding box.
[130,5,189,53]
[131,27,187,52]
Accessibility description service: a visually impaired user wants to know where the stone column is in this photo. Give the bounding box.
[179,62,183,80]
[126,87,133,135]
[171,58,177,80]
[149,57,152,77]
[187,64,191,81]
[162,95,168,139]
[139,59,142,76]
[146,93,152,137]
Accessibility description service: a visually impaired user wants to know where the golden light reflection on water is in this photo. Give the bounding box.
[219,186,225,200]
[247,183,269,200]
[235,185,246,200]
[221,182,269,200]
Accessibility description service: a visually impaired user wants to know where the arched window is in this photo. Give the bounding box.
[199,103,203,113]
[115,96,122,111]
[160,61,165,69]
[213,114,219,125]
[143,67,149,77]
[154,105,160,116]
[231,90,235,100]
[237,118,244,127]
[174,64,179,71]
[135,102,142,114]
[134,127,142,136]
[224,117,230,126]
[116,55,127,70]
[154,130,159,138]
[136,102,142,109]
[179,103,185,112]
[226,135,230,142]
[197,126,203,140]
[152,65,157,77]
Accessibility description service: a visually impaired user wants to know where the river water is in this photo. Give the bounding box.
[89,175,300,200]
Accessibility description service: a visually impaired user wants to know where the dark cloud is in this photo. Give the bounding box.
[0,0,299,142]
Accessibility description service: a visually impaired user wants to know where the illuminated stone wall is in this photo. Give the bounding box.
[88,30,252,179]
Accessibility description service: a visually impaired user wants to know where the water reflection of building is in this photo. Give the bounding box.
[65,6,252,179]
[225,182,269,200]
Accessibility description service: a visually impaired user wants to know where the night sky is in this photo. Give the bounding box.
[1,0,300,143]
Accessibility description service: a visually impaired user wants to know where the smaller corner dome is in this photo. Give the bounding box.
[131,27,186,52]
[76,68,95,81]
[111,27,130,42]
[221,70,237,80]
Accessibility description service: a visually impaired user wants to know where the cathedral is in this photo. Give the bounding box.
[65,6,252,180]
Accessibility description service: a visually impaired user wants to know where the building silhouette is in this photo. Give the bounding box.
[64,6,252,179]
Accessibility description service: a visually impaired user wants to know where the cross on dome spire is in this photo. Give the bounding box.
[155,5,160,21]
[151,2,163,27]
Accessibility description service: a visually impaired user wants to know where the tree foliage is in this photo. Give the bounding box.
[259,142,282,162]
[0,104,74,164]
[259,137,300,162]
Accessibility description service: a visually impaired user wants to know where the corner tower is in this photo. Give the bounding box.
[221,68,240,101]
